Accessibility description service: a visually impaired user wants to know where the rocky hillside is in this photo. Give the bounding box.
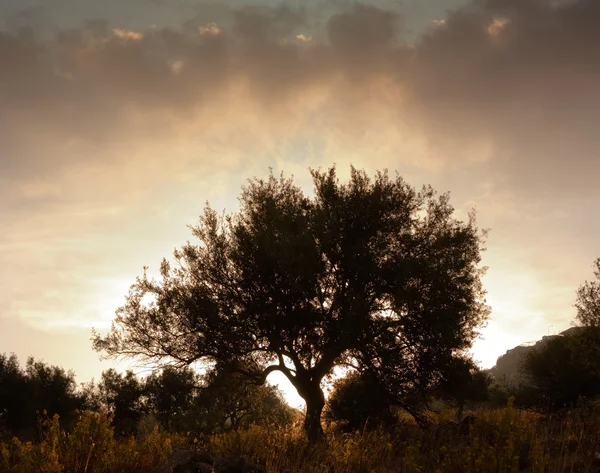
[488,327,583,385]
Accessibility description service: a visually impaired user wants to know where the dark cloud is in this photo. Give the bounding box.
[1,0,598,179]
[407,0,600,191]
[0,0,599,209]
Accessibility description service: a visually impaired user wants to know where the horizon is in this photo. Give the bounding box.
[1,0,599,409]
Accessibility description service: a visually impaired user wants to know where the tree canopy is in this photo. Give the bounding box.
[194,367,294,434]
[93,166,489,441]
[433,356,490,419]
[325,370,398,432]
[0,355,83,440]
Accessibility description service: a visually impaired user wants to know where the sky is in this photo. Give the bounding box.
[1,0,600,407]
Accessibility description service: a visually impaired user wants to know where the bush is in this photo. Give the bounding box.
[325,371,397,432]
[0,411,175,473]
[519,327,600,411]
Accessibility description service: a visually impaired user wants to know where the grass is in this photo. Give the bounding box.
[3,401,600,472]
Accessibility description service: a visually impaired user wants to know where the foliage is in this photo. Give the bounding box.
[4,405,600,472]
[434,356,490,418]
[0,411,174,473]
[97,369,147,437]
[575,258,600,326]
[145,366,198,432]
[207,404,600,473]
[518,327,600,411]
[193,367,294,434]
[93,166,489,441]
[0,354,84,440]
[325,371,397,432]
[89,366,293,437]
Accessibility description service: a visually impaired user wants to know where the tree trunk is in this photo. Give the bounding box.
[304,393,325,443]
[299,383,325,443]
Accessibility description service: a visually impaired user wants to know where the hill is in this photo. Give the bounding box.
[488,327,584,385]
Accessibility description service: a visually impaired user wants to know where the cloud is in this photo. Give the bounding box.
[112,27,144,41]
[199,22,222,37]
[1,0,598,191]
[407,0,600,191]
[296,33,312,42]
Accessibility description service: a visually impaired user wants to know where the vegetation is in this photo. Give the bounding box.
[93,166,489,441]
[0,412,174,473]
[0,356,291,442]
[194,367,294,433]
[0,355,84,440]
[575,258,600,327]
[4,168,600,471]
[3,403,600,472]
[517,327,600,412]
[325,370,398,432]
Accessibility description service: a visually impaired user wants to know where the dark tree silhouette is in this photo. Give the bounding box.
[519,328,600,411]
[24,357,83,430]
[93,167,489,441]
[98,369,147,436]
[0,355,83,439]
[0,354,28,436]
[434,357,490,420]
[325,371,397,432]
[576,258,600,326]
[194,367,293,433]
[145,366,198,431]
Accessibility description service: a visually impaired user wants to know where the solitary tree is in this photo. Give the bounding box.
[575,258,600,326]
[93,167,489,441]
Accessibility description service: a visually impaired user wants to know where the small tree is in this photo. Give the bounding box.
[93,167,489,441]
[325,371,397,432]
[194,367,293,433]
[0,355,84,439]
[575,258,600,326]
[98,369,147,436]
[434,357,489,419]
[519,329,600,411]
[24,357,83,432]
[145,366,198,431]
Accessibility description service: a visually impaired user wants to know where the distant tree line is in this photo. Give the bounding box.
[0,358,294,440]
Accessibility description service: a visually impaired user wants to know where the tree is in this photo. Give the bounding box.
[145,366,198,431]
[0,355,83,439]
[325,371,397,432]
[0,354,28,437]
[98,369,147,436]
[575,258,600,326]
[93,166,489,442]
[519,328,600,411]
[433,357,490,420]
[193,367,293,433]
[23,357,83,431]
